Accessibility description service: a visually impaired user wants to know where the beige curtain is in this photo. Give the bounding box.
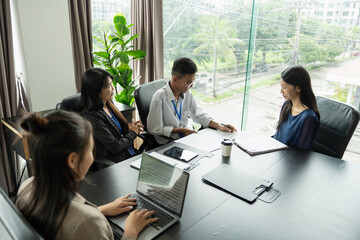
[68,0,93,92]
[131,0,164,85]
[0,0,18,195]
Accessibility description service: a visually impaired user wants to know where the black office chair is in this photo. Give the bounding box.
[55,93,114,171]
[311,96,360,159]
[134,79,167,150]
[0,188,43,239]
[56,93,81,111]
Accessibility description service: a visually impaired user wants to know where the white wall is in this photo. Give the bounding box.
[10,0,31,111]
[16,0,76,111]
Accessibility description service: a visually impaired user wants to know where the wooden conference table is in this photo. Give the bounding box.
[80,131,360,240]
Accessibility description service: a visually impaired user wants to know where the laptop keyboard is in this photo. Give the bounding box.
[131,194,175,230]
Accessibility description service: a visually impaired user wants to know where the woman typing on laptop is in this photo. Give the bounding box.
[15,111,158,240]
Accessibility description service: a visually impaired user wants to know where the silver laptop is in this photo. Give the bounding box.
[110,152,190,240]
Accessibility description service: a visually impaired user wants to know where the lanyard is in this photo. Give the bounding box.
[171,100,182,121]
[109,109,123,135]
[107,108,135,156]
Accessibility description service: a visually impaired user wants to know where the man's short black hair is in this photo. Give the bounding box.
[171,57,198,78]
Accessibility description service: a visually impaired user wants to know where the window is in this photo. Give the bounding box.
[91,0,131,51]
[343,11,349,16]
[163,0,249,129]
[162,0,360,161]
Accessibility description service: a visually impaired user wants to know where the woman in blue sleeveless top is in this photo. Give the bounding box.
[274,66,320,150]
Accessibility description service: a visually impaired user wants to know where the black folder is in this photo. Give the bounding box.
[202,164,273,203]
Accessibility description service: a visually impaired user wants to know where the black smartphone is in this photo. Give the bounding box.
[163,146,198,162]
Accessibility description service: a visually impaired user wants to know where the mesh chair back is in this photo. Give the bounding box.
[134,80,167,130]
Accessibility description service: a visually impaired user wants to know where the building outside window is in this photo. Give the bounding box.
[91,0,131,51]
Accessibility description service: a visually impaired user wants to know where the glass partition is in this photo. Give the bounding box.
[247,0,360,161]
[163,0,254,131]
[163,0,360,162]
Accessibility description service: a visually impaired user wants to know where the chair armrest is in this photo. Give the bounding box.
[139,132,161,151]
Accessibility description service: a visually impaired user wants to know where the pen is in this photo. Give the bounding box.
[221,123,233,131]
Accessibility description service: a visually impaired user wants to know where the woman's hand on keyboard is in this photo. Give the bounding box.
[98,193,137,216]
[124,209,159,239]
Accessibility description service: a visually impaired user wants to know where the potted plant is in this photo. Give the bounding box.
[93,13,146,106]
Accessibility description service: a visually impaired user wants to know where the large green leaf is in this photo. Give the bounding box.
[126,50,146,60]
[117,52,130,64]
[107,68,117,76]
[126,86,136,95]
[114,89,134,106]
[118,63,130,73]
[94,51,110,59]
[109,36,121,45]
[115,23,130,37]
[114,94,128,105]
[120,70,131,86]
[126,69,133,84]
[113,13,126,25]
[124,34,139,45]
[115,76,125,89]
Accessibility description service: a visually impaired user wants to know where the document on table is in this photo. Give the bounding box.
[175,128,237,152]
[234,135,288,156]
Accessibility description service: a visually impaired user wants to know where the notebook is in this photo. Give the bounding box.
[110,153,190,240]
[234,136,288,156]
[202,164,273,203]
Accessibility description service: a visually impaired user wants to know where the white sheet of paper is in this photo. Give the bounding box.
[175,128,237,152]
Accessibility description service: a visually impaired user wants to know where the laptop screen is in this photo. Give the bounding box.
[136,153,190,216]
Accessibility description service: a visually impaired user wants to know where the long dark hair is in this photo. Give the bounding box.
[276,65,320,130]
[16,110,92,239]
[79,67,114,111]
